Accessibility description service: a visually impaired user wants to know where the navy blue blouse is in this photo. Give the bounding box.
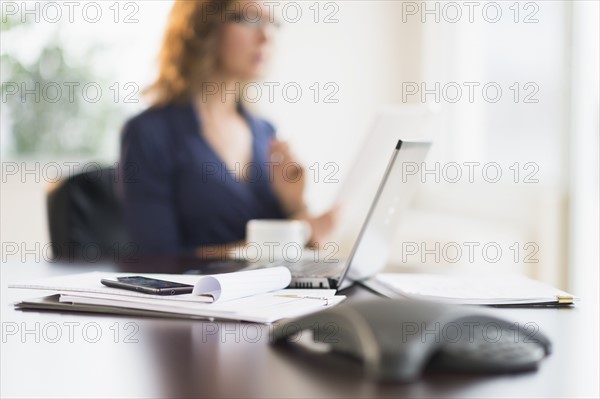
[119,102,286,256]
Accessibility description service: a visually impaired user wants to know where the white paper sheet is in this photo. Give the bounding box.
[57,289,345,323]
[373,273,576,305]
[192,266,291,301]
[9,267,292,304]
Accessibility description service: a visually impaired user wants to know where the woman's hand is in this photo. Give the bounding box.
[269,138,342,247]
[307,204,342,248]
[296,203,343,249]
[269,139,307,217]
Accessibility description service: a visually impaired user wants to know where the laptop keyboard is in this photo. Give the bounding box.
[183,258,345,278]
[265,259,346,277]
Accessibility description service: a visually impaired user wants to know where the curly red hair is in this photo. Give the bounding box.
[145,0,236,106]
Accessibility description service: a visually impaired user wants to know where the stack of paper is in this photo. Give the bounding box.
[364,273,576,306]
[9,267,346,323]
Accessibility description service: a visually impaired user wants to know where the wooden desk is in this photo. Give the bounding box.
[1,262,598,398]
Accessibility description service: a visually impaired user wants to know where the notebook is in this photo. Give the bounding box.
[362,273,576,306]
[9,267,346,323]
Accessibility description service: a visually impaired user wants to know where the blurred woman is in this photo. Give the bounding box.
[120,0,339,258]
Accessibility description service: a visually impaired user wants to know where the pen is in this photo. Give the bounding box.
[275,294,330,305]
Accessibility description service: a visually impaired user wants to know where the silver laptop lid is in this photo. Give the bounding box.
[336,140,432,285]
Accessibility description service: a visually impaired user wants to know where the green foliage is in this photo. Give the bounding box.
[1,17,125,157]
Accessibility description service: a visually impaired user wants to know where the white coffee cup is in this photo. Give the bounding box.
[246,219,312,261]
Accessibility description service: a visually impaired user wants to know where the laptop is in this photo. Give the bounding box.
[329,105,438,259]
[261,139,432,290]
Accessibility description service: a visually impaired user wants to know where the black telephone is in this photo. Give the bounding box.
[272,298,552,382]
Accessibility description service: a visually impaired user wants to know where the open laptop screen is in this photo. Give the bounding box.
[336,140,432,285]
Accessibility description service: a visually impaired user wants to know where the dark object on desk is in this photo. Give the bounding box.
[47,166,132,262]
[272,298,552,382]
[101,276,194,295]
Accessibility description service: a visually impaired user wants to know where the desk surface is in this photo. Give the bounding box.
[1,262,598,398]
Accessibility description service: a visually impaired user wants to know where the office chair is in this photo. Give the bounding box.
[46,166,133,263]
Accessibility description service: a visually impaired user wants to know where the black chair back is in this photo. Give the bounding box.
[47,166,134,262]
